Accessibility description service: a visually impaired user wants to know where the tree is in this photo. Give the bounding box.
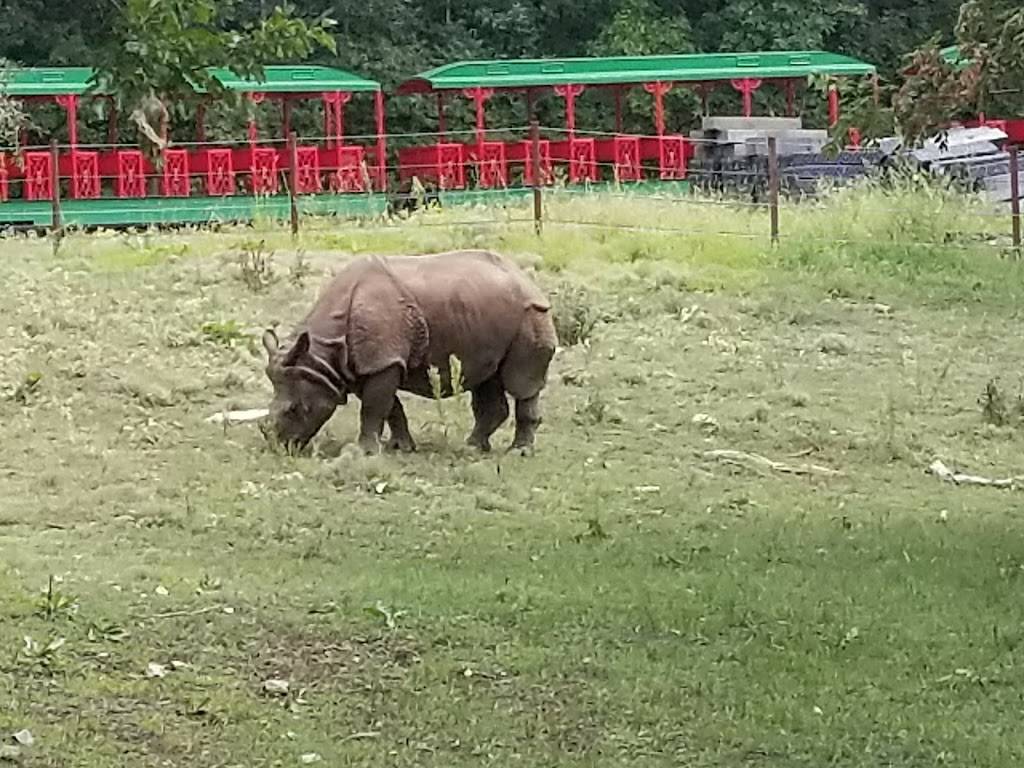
[824,0,962,79]
[590,0,695,57]
[90,0,336,148]
[892,41,977,143]
[813,74,895,152]
[587,0,698,133]
[0,59,28,148]
[467,2,543,59]
[532,0,617,57]
[698,0,865,52]
[953,0,1024,118]
[894,0,1024,143]
[0,0,116,66]
[0,0,1016,144]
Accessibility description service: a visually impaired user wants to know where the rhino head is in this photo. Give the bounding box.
[262,328,351,450]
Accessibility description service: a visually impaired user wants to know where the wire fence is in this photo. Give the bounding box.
[0,124,1019,255]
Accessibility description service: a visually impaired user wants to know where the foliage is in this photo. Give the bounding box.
[0,0,968,138]
[811,74,895,151]
[708,0,866,52]
[550,282,602,346]
[954,0,1024,117]
[0,58,27,148]
[89,0,336,146]
[200,319,247,346]
[893,41,977,144]
[236,239,276,292]
[588,0,699,131]
[590,0,695,57]
[0,0,1018,145]
[895,1,1024,143]
[830,0,964,78]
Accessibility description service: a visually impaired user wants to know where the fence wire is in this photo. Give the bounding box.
[0,128,1018,256]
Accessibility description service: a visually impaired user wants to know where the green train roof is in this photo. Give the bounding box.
[397,50,876,94]
[206,66,379,93]
[0,67,94,97]
[0,65,379,97]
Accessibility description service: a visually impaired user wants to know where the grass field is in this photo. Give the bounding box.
[3,184,1024,766]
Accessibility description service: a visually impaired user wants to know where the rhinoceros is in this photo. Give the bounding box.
[261,249,557,455]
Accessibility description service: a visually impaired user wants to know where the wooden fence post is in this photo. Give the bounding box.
[50,139,62,234]
[1010,145,1021,256]
[767,136,779,246]
[530,119,543,235]
[288,131,299,238]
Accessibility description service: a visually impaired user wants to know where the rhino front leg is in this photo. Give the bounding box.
[357,366,402,455]
[510,394,542,453]
[467,376,509,452]
[386,396,416,453]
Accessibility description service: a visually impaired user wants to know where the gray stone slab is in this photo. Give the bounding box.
[980,175,1024,202]
[701,116,803,131]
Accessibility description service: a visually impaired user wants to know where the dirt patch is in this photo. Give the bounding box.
[243,626,422,693]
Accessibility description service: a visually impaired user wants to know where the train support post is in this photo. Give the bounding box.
[288,131,299,238]
[50,139,62,235]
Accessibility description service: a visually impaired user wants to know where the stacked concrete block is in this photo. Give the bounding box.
[690,116,829,161]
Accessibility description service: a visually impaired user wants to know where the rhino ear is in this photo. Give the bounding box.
[282,331,311,368]
[262,328,280,361]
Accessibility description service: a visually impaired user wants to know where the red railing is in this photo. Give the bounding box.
[0,140,382,202]
[0,130,694,204]
[397,133,692,189]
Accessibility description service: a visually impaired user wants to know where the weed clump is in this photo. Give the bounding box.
[978,379,1024,427]
[8,371,43,404]
[236,239,276,292]
[550,282,602,346]
[35,576,77,622]
[573,390,622,426]
[289,250,313,287]
[200,320,247,347]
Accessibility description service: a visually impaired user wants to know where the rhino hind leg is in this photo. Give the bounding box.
[386,397,416,453]
[467,376,509,452]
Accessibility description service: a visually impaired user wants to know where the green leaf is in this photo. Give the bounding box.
[91,0,335,145]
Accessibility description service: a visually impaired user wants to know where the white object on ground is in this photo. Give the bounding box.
[206,408,270,425]
[704,449,841,477]
[927,459,1022,490]
[12,731,33,747]
[262,679,290,696]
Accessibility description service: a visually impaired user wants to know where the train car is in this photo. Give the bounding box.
[0,65,386,228]
[394,50,876,192]
[0,50,877,229]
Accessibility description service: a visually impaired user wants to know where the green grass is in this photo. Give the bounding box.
[3,184,1024,766]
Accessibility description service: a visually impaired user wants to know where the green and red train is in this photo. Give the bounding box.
[0,50,878,229]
